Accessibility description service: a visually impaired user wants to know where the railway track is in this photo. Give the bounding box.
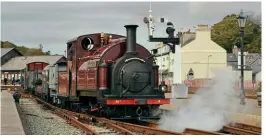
[73,112,226,135]
[20,92,261,135]
[229,122,261,133]
[35,98,134,135]
[133,119,223,135]
[141,119,261,135]
[77,114,183,135]
[32,97,224,135]
[221,126,261,135]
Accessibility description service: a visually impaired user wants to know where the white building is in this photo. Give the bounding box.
[153,43,174,86]
[228,46,261,82]
[153,24,261,88]
[180,24,227,81]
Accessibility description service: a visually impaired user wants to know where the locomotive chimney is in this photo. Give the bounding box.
[124,25,138,54]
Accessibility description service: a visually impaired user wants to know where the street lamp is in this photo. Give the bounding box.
[237,9,248,105]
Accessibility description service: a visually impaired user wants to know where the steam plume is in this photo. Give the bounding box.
[157,68,241,133]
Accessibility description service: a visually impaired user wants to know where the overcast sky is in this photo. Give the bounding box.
[1,1,261,55]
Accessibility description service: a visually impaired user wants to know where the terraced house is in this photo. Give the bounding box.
[154,24,227,86]
[153,24,261,89]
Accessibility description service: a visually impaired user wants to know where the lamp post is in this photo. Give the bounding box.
[207,55,212,79]
[237,10,247,105]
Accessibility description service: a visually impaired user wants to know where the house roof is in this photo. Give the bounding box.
[252,66,261,75]
[1,48,14,57]
[246,53,261,65]
[1,48,23,58]
[227,53,238,62]
[1,55,65,71]
[227,53,261,73]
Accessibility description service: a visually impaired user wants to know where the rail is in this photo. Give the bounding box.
[140,119,261,135]
[75,113,182,135]
[229,122,261,133]
[20,92,261,135]
[35,98,98,135]
[30,95,135,135]
[222,126,261,135]
[138,120,223,135]
[184,128,223,135]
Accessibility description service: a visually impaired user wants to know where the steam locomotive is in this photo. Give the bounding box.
[22,25,172,119]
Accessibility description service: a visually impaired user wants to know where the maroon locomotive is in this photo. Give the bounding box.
[40,25,169,119]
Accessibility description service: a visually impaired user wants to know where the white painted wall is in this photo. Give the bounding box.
[180,25,227,81]
[232,70,253,81]
[255,71,261,82]
[173,44,182,84]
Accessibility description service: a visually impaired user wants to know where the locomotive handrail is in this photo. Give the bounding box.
[78,56,95,61]
[92,46,106,56]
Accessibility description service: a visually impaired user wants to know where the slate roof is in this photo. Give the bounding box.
[227,53,238,62]
[227,53,261,74]
[1,55,65,71]
[1,48,14,57]
[252,65,261,74]
[1,48,23,58]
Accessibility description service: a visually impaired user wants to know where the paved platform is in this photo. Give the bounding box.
[160,93,261,127]
[0,85,22,91]
[1,90,25,135]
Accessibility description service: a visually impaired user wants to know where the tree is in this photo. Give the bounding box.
[24,48,45,56]
[1,41,56,56]
[45,51,51,55]
[211,14,261,53]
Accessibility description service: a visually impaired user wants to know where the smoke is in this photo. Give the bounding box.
[157,68,242,133]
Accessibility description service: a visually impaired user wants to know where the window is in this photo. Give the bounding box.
[67,43,73,61]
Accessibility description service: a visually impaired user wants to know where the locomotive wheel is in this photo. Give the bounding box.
[65,101,71,110]
[99,109,104,117]
[98,105,108,117]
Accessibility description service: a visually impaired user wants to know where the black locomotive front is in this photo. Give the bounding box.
[110,25,163,98]
[101,25,168,119]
